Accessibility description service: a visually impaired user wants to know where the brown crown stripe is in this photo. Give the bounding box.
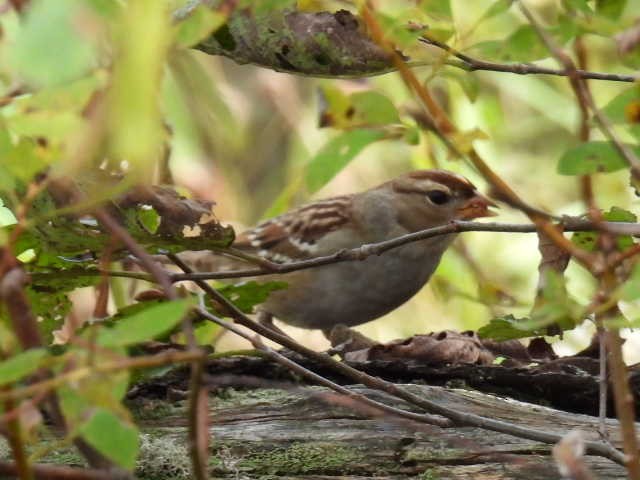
[408,170,476,192]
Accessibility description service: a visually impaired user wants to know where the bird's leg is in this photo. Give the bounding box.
[324,324,377,353]
[256,310,292,340]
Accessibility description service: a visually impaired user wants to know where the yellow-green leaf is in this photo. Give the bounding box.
[97,299,192,348]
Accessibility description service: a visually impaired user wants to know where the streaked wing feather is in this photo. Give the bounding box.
[234,195,354,262]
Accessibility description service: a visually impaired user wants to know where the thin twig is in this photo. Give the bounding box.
[195,308,451,427]
[518,1,640,184]
[574,36,608,441]
[168,253,626,465]
[93,208,176,299]
[0,349,206,404]
[419,36,638,83]
[27,220,640,284]
[518,3,640,477]
[0,461,117,480]
[166,253,209,480]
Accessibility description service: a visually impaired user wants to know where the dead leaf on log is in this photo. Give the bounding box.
[338,330,496,365]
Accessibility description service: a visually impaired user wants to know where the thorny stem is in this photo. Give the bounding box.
[97,210,211,479]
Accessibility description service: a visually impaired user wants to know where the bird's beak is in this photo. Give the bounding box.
[456,192,498,220]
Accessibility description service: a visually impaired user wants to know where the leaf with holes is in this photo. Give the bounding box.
[557,141,632,175]
[319,87,400,129]
[572,207,636,251]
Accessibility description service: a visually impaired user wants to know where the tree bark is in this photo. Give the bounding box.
[130,384,628,479]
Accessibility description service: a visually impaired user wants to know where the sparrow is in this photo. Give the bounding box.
[232,169,496,331]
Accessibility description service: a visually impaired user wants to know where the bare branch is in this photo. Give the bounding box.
[28,220,640,284]
[419,36,638,83]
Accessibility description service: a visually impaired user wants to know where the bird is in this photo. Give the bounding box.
[231,169,497,332]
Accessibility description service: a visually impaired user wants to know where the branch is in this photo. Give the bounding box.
[167,253,626,466]
[194,308,452,427]
[183,2,637,82]
[518,2,640,184]
[419,36,638,83]
[517,2,640,477]
[0,461,116,480]
[29,220,640,284]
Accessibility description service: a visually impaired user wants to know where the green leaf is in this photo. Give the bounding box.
[377,11,425,49]
[596,0,627,19]
[80,408,139,470]
[136,206,161,234]
[480,0,514,20]
[10,0,98,87]
[502,25,548,62]
[0,348,47,386]
[573,207,637,251]
[217,281,287,313]
[194,322,221,345]
[620,263,640,301]
[443,70,480,103]
[0,135,52,184]
[478,314,539,341]
[97,299,192,348]
[175,5,226,48]
[420,0,452,20]
[602,87,640,124]
[306,129,385,193]
[530,270,583,333]
[6,110,83,143]
[350,92,401,127]
[0,199,17,227]
[319,87,400,129]
[479,272,584,340]
[26,287,73,343]
[557,141,632,175]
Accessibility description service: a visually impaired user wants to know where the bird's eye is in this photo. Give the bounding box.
[426,190,451,205]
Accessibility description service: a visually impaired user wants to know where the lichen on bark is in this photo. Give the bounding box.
[191,5,393,77]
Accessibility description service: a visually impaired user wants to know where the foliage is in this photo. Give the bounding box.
[0,0,639,475]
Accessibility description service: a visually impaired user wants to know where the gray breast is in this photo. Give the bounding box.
[263,236,454,329]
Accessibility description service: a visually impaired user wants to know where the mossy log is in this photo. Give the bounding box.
[127,384,628,479]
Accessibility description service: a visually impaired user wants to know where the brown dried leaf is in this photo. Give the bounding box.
[346,330,495,365]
